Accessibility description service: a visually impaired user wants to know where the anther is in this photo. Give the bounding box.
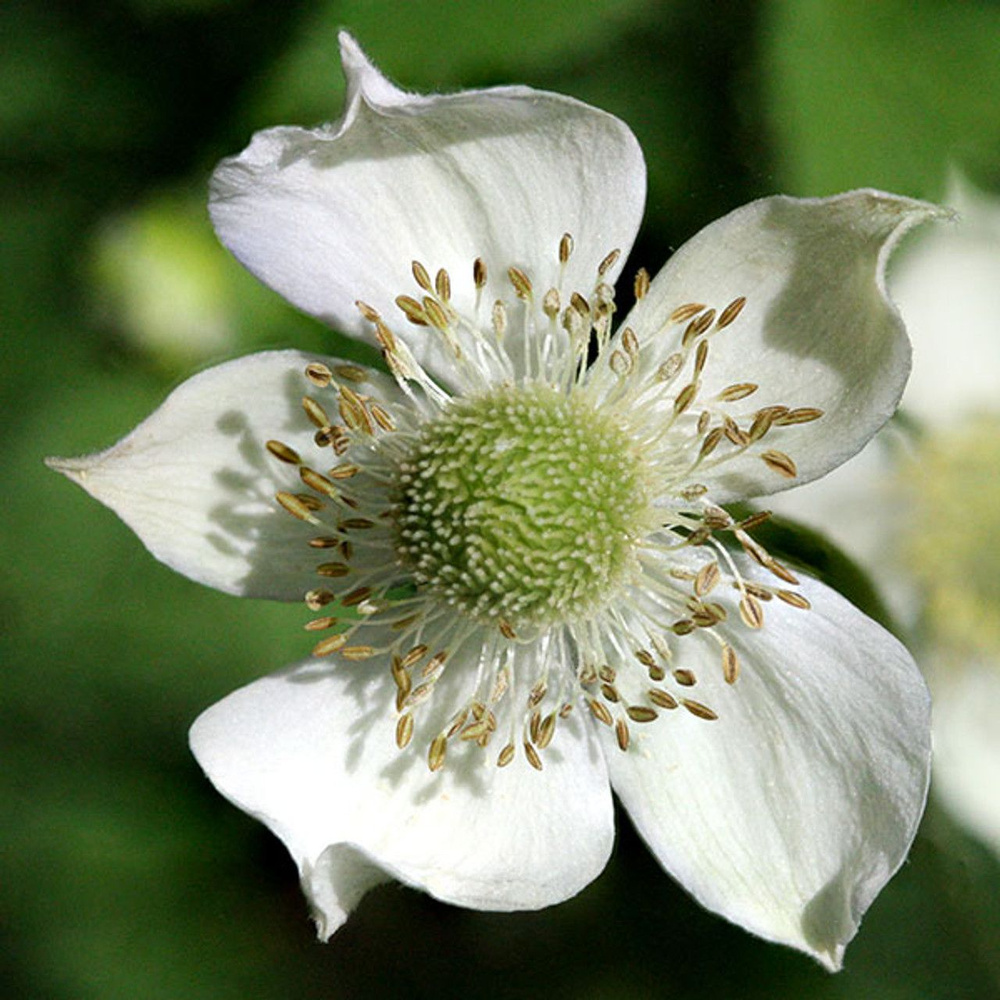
[598,248,621,276]
[302,397,331,429]
[396,713,414,749]
[266,440,301,465]
[305,362,333,387]
[328,463,360,480]
[775,407,824,425]
[316,562,350,578]
[422,296,451,331]
[739,594,765,629]
[625,705,658,723]
[716,296,747,328]
[396,295,430,326]
[670,302,706,324]
[304,616,338,631]
[693,339,709,377]
[698,427,724,460]
[300,466,340,499]
[411,260,433,292]
[681,698,718,721]
[473,257,487,289]
[312,633,348,657]
[355,300,381,323]
[673,382,699,415]
[340,645,375,660]
[722,644,739,684]
[694,562,720,596]
[524,742,543,771]
[369,403,395,432]
[304,588,335,610]
[622,327,639,359]
[717,382,758,402]
[648,688,678,709]
[682,309,716,345]
[435,268,451,302]
[276,491,319,523]
[536,713,557,750]
[508,266,533,299]
[656,354,684,382]
[588,699,614,726]
[492,300,507,337]
[428,735,447,772]
[615,718,630,751]
[760,449,798,478]
[559,233,574,264]
[776,590,811,609]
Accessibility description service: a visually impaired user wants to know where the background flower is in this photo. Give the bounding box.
[769,174,1000,862]
[7,0,1000,996]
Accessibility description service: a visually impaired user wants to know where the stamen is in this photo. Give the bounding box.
[265,263,822,775]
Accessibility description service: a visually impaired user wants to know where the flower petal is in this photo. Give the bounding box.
[46,351,397,600]
[209,32,645,385]
[931,657,1000,858]
[189,650,614,934]
[893,172,1000,426]
[608,190,946,502]
[602,568,930,969]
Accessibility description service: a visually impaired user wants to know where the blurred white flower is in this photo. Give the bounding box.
[770,173,1000,856]
[89,191,236,368]
[49,34,939,969]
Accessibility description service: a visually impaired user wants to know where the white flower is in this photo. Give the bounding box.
[48,33,940,970]
[770,173,1000,857]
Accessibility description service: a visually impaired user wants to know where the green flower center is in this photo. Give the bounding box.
[394,383,651,629]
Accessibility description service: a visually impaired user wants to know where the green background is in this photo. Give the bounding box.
[4,0,1000,996]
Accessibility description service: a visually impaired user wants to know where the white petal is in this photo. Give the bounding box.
[606,190,945,502]
[931,657,1000,858]
[189,648,614,934]
[894,172,1000,425]
[210,32,645,385]
[765,428,921,627]
[603,570,930,969]
[46,351,397,600]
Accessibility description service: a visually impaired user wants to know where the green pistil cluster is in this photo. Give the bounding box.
[394,383,651,629]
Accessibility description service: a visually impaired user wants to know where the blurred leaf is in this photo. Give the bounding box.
[764,0,1000,197]
[0,4,151,154]
[249,0,656,124]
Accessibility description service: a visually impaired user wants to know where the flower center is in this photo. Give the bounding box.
[394,383,650,631]
[264,237,819,773]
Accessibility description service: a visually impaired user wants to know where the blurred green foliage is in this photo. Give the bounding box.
[4,0,1000,997]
